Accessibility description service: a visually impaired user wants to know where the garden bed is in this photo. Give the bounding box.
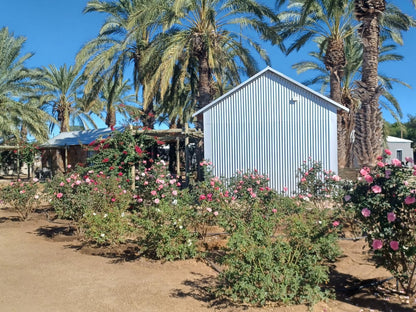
[1,206,415,312]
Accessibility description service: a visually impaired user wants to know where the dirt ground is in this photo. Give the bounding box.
[1,207,415,312]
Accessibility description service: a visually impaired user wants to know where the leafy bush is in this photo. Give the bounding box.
[134,195,197,261]
[0,178,42,220]
[297,159,344,206]
[345,151,416,295]
[84,129,155,181]
[215,202,340,306]
[49,171,134,244]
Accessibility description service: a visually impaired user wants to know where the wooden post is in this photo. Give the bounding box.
[176,137,180,178]
[131,164,135,190]
[185,124,190,186]
[16,147,20,181]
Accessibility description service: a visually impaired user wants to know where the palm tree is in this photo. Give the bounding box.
[37,64,92,133]
[78,0,162,128]
[293,34,409,167]
[0,27,49,142]
[142,0,276,129]
[353,0,416,166]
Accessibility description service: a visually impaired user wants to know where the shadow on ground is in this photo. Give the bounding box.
[328,267,415,311]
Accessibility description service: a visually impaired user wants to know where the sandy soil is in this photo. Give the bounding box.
[0,207,415,312]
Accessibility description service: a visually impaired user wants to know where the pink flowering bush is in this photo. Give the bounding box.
[228,169,275,204]
[49,171,133,244]
[345,151,416,295]
[0,178,42,220]
[297,159,345,206]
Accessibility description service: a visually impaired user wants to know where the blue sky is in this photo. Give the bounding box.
[1,0,415,126]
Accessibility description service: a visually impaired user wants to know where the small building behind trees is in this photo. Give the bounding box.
[386,136,414,162]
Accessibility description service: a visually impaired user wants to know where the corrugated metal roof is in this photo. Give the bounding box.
[386,136,413,143]
[193,66,349,117]
[40,127,124,148]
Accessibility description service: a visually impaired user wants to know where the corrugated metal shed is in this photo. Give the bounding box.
[193,67,348,194]
[386,136,413,162]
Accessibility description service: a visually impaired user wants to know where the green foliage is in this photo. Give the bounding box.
[297,159,344,205]
[134,196,197,261]
[215,202,340,306]
[345,151,416,295]
[84,129,155,180]
[0,178,42,220]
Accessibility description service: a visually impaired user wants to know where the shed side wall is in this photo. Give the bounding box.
[203,71,338,193]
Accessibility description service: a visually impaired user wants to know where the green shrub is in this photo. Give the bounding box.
[215,202,340,307]
[1,178,42,220]
[345,151,416,295]
[134,195,198,261]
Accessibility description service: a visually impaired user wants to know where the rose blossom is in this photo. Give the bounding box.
[404,196,416,205]
[332,221,340,227]
[56,193,63,199]
[154,198,160,204]
[390,241,399,251]
[151,190,157,196]
[391,158,402,167]
[387,212,396,222]
[371,185,382,194]
[377,161,385,168]
[372,239,383,250]
[384,149,392,156]
[361,208,371,217]
[213,211,219,216]
[364,175,373,183]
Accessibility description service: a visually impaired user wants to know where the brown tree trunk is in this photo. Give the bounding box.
[354,0,385,167]
[196,48,212,131]
[105,104,116,127]
[324,38,347,168]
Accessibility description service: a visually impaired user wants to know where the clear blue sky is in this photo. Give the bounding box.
[1,0,415,125]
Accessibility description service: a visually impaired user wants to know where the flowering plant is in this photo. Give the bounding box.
[345,151,416,295]
[0,178,42,220]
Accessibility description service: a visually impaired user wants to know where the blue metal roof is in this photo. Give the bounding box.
[40,127,124,148]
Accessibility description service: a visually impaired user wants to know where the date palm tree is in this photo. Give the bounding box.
[353,0,416,166]
[0,27,49,142]
[142,0,276,129]
[37,64,95,133]
[78,0,162,128]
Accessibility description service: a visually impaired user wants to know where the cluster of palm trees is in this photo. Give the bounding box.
[1,0,415,168]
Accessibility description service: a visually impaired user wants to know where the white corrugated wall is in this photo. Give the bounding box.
[203,71,338,194]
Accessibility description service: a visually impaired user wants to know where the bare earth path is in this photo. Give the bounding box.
[0,207,414,312]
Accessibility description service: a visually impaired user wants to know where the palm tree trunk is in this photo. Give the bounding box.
[105,104,116,127]
[354,0,385,167]
[196,49,212,131]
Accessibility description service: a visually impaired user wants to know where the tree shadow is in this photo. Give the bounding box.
[0,216,21,223]
[35,225,76,240]
[328,266,415,311]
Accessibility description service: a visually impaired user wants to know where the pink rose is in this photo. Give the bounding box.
[371,185,382,194]
[364,175,373,183]
[151,190,157,196]
[272,209,277,213]
[391,158,402,167]
[213,211,219,216]
[404,196,416,205]
[377,161,385,168]
[172,190,178,196]
[372,239,383,250]
[387,212,396,222]
[154,198,160,204]
[56,193,63,199]
[332,175,341,182]
[283,186,288,192]
[384,149,392,156]
[199,194,206,201]
[332,221,340,227]
[206,207,212,212]
[361,208,371,217]
[405,157,413,163]
[360,167,370,176]
[59,182,65,187]
[390,241,399,251]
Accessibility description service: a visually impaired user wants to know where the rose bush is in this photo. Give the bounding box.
[345,151,416,295]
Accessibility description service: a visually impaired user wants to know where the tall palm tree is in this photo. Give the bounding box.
[276,0,356,104]
[353,0,416,166]
[142,0,276,129]
[0,27,49,142]
[37,64,92,133]
[78,0,162,128]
